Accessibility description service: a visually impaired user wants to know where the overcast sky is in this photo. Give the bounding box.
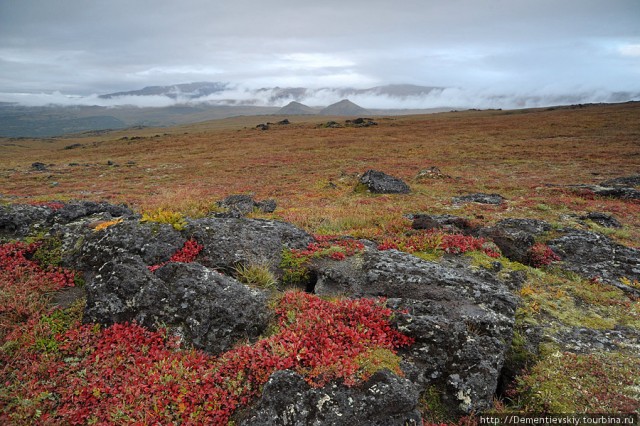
[1,0,639,107]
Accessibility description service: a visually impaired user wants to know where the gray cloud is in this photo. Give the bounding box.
[1,0,639,107]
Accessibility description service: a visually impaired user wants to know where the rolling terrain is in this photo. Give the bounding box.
[1,101,639,422]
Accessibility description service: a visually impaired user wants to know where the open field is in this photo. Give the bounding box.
[1,102,640,422]
[2,102,639,243]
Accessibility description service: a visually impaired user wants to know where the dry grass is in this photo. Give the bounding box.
[1,103,639,243]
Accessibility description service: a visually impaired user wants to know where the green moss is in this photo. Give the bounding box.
[465,251,527,272]
[354,347,403,379]
[516,352,640,412]
[414,251,444,262]
[31,237,63,267]
[279,248,310,286]
[33,299,85,354]
[419,385,451,424]
[507,329,536,368]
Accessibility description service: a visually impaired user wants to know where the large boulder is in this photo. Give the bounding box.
[240,369,422,426]
[548,230,640,296]
[311,248,518,413]
[185,217,313,275]
[358,170,411,194]
[84,256,270,354]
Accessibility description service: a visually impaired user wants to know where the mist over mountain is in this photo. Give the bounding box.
[2,81,640,137]
[99,82,228,100]
[2,82,638,111]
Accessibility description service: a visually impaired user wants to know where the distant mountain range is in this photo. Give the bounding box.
[97,82,444,105]
[99,82,229,100]
[2,81,639,137]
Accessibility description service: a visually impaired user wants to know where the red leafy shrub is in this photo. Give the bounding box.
[527,243,561,268]
[377,230,501,258]
[294,234,365,259]
[1,285,412,424]
[148,238,203,272]
[281,235,366,284]
[0,242,75,343]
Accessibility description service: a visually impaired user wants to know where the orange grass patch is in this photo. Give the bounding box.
[1,103,639,244]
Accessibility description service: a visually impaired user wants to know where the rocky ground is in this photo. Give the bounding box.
[1,181,638,423]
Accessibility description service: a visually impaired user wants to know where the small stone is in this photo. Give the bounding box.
[452,193,505,205]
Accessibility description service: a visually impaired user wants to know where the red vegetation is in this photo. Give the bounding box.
[378,231,501,258]
[0,241,75,342]
[292,234,365,261]
[148,238,203,272]
[1,238,412,424]
[528,243,561,268]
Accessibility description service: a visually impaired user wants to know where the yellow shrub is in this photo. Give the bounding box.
[141,209,187,231]
[93,218,124,232]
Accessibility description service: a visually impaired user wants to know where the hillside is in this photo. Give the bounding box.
[1,102,639,423]
[319,99,371,115]
[278,101,318,115]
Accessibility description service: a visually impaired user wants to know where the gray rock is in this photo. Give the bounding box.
[84,257,270,354]
[359,170,411,194]
[574,184,640,200]
[54,201,133,224]
[452,193,505,205]
[580,212,622,229]
[186,217,313,275]
[476,219,552,264]
[31,162,48,171]
[0,203,53,239]
[71,220,185,271]
[415,166,449,180]
[600,175,640,188]
[216,194,278,217]
[591,185,640,200]
[548,230,640,296]
[217,194,257,217]
[311,248,518,413]
[411,214,472,233]
[256,199,277,213]
[552,326,640,354]
[240,369,422,426]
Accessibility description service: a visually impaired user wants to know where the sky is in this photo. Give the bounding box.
[1,0,639,108]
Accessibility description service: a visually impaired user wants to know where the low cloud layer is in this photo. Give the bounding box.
[1,84,637,111]
[1,0,639,109]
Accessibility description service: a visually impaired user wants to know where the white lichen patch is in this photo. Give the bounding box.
[316,394,331,411]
